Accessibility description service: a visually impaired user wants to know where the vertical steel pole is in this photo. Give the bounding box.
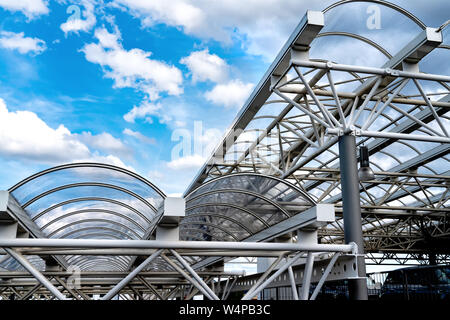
[299,252,314,300]
[338,134,368,300]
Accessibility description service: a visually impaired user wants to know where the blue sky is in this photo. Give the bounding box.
[0,0,448,195]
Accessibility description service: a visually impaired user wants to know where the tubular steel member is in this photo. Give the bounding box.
[4,248,67,300]
[338,133,368,300]
[102,249,163,300]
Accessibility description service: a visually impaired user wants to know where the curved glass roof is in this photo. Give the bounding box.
[182,173,316,242]
[1,163,165,271]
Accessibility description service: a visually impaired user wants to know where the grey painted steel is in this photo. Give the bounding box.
[185,10,324,195]
[102,249,163,300]
[4,248,67,300]
[0,238,355,254]
[170,249,220,300]
[338,134,368,300]
[242,251,305,300]
[160,253,215,300]
[310,253,340,300]
[247,255,284,299]
[290,60,450,82]
[299,252,314,300]
[287,266,299,300]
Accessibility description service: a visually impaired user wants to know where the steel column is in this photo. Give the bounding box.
[338,134,368,300]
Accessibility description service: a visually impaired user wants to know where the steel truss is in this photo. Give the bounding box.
[185,1,450,266]
[0,239,355,300]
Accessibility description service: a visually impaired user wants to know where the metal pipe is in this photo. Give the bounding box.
[328,129,450,144]
[0,239,354,253]
[247,255,284,300]
[291,59,450,82]
[102,249,162,300]
[160,254,215,300]
[310,253,340,300]
[287,266,299,300]
[300,252,314,300]
[338,134,368,300]
[242,251,305,300]
[4,248,67,300]
[170,250,220,300]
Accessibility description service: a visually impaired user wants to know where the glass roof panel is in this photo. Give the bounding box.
[3,163,166,272]
[183,173,316,241]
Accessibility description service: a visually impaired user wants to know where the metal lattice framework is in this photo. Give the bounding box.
[0,0,449,301]
[185,0,450,264]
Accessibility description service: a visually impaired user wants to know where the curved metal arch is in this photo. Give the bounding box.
[67,254,131,267]
[186,172,316,204]
[9,162,166,199]
[66,253,131,266]
[316,32,392,58]
[22,182,158,213]
[74,260,123,270]
[64,255,130,266]
[322,0,427,29]
[179,221,243,241]
[180,227,233,242]
[40,208,146,233]
[46,219,143,239]
[74,258,129,271]
[73,233,123,240]
[182,212,254,235]
[56,226,135,240]
[79,263,126,272]
[187,188,292,219]
[180,233,211,242]
[33,197,153,225]
[187,203,270,228]
[79,262,126,271]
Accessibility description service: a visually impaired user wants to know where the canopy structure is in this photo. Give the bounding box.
[1,163,165,271]
[186,0,450,265]
[0,0,448,301]
[183,173,316,242]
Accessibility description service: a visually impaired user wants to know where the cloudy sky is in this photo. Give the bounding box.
[0,0,448,195]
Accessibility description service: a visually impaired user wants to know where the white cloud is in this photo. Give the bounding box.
[123,101,161,123]
[0,31,46,55]
[81,26,183,100]
[123,128,156,144]
[112,0,318,60]
[180,49,229,83]
[60,0,97,35]
[166,154,205,170]
[0,98,133,171]
[205,79,254,108]
[76,131,130,156]
[0,98,89,163]
[0,0,49,19]
[112,0,208,38]
[123,99,188,127]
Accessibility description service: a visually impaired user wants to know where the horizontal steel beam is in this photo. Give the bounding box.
[0,239,355,253]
